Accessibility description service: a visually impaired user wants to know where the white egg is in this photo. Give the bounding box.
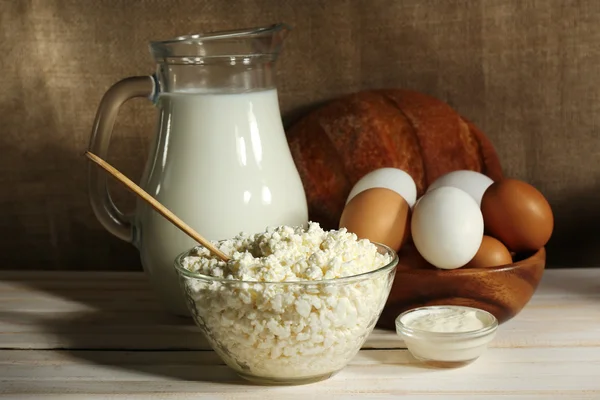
[347,168,417,207]
[411,186,484,270]
[427,170,493,206]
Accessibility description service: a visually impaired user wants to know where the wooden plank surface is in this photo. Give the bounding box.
[0,269,599,398]
[2,348,600,398]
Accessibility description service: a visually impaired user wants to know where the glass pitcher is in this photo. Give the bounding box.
[88,24,309,316]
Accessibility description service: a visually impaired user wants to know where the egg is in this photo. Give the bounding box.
[464,235,513,268]
[347,168,417,208]
[411,186,484,270]
[427,170,494,206]
[340,187,411,251]
[481,179,553,253]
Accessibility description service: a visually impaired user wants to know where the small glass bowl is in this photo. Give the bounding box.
[395,305,498,368]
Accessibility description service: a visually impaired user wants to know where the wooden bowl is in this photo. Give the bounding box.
[377,244,546,330]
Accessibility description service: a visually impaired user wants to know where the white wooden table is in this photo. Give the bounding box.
[0,269,599,399]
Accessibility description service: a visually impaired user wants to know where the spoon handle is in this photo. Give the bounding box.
[85,151,230,262]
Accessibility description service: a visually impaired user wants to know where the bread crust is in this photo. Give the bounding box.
[286,90,503,229]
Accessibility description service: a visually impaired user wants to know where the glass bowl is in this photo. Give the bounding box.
[395,305,498,368]
[174,243,398,385]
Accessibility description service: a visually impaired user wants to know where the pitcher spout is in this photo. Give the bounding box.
[150,23,291,64]
[149,23,290,94]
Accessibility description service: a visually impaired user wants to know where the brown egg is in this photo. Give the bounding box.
[464,235,513,268]
[340,188,411,251]
[481,179,553,253]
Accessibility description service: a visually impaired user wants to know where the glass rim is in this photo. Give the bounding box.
[150,23,291,47]
[395,305,499,339]
[173,242,398,285]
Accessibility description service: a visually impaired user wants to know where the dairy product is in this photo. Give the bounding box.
[401,307,486,333]
[179,222,396,380]
[396,306,498,365]
[137,89,308,316]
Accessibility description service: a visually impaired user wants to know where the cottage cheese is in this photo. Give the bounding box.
[180,222,395,379]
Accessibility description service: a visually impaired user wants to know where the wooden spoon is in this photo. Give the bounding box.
[85,151,230,262]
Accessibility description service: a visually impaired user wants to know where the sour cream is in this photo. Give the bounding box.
[395,306,498,367]
[401,307,486,333]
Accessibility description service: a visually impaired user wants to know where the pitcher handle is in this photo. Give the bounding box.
[88,76,156,243]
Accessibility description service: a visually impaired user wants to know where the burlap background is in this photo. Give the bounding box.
[1,0,598,270]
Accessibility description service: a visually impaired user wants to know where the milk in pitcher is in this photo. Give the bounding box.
[135,89,308,314]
